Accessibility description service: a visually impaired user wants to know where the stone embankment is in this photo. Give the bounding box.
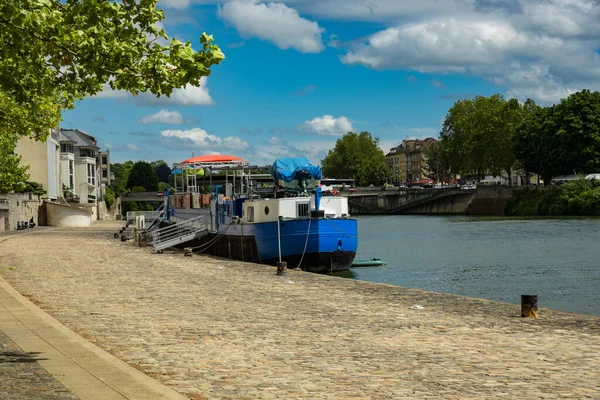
[1,221,599,399]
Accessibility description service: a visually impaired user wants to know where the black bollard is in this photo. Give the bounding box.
[276,261,288,276]
[521,295,539,318]
[120,235,127,242]
[114,233,119,238]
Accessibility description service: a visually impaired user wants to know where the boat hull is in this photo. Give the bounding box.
[262,250,356,273]
[251,218,357,273]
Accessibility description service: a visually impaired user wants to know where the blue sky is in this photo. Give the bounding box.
[62,0,600,167]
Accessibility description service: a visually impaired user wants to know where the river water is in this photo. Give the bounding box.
[345,216,600,316]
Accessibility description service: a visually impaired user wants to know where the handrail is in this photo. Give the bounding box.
[147,215,209,246]
[126,210,162,223]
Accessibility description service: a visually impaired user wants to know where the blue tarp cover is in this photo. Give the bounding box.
[271,158,322,184]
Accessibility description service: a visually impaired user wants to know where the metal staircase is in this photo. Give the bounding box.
[147,215,210,252]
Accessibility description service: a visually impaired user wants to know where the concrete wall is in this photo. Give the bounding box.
[2,193,43,231]
[46,201,93,227]
[345,186,516,216]
[467,186,516,215]
[0,210,6,232]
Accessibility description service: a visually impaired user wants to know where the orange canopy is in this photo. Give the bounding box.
[180,154,246,164]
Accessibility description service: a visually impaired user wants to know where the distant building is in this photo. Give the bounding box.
[59,129,100,205]
[386,138,437,184]
[98,149,112,186]
[15,129,61,200]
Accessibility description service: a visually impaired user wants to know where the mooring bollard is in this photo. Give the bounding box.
[184,247,193,257]
[521,294,539,318]
[114,233,118,238]
[276,261,288,276]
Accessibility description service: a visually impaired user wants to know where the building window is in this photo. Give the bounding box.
[102,170,108,178]
[69,160,74,189]
[87,163,95,185]
[102,156,107,165]
[61,144,73,153]
[80,149,96,158]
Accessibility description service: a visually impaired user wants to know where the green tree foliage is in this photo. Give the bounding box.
[547,90,600,174]
[158,182,171,192]
[0,132,29,193]
[104,186,115,209]
[152,160,172,183]
[425,141,452,183]
[439,94,526,184]
[1,0,224,188]
[504,179,600,216]
[321,132,389,186]
[126,161,159,192]
[110,161,134,193]
[514,90,600,184]
[513,100,557,184]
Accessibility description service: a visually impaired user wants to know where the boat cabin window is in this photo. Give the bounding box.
[264,206,270,215]
[247,206,254,222]
[297,203,309,217]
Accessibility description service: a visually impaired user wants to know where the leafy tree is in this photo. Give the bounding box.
[439,94,527,185]
[110,161,134,193]
[126,161,159,192]
[515,90,600,184]
[514,100,556,185]
[1,0,224,184]
[158,182,172,192]
[0,132,29,193]
[152,160,172,183]
[549,89,600,174]
[426,141,453,183]
[322,132,389,186]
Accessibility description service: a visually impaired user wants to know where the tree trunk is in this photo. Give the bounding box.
[506,168,512,186]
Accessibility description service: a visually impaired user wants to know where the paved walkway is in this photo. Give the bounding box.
[1,221,599,399]
[0,228,187,400]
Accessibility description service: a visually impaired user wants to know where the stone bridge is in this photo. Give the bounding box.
[342,186,515,215]
[120,186,515,216]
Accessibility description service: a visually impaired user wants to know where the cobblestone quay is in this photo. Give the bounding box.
[1,222,599,399]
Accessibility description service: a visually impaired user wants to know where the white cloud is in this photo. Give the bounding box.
[245,140,333,166]
[268,136,285,145]
[300,115,354,136]
[139,110,184,125]
[104,142,144,152]
[160,128,249,149]
[340,10,600,103]
[159,0,191,9]
[218,0,325,53]
[93,77,214,106]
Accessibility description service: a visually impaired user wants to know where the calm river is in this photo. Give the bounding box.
[346,216,600,316]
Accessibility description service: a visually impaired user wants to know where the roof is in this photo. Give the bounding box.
[180,154,247,165]
[59,129,99,149]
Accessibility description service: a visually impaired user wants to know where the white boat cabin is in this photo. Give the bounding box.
[242,196,349,224]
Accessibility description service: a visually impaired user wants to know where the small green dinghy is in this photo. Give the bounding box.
[351,258,387,267]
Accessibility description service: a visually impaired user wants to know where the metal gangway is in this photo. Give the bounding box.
[147,215,210,252]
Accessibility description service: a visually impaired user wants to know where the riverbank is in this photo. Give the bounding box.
[505,179,600,216]
[1,222,599,399]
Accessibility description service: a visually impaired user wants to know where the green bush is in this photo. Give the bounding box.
[104,186,115,209]
[16,181,47,195]
[504,179,600,216]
